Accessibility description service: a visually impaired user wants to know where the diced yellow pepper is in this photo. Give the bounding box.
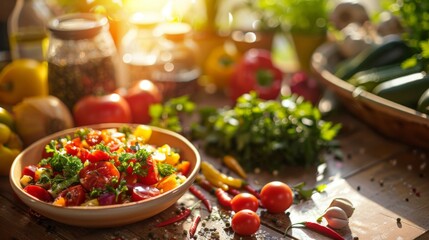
[133,125,152,143]
[157,144,180,165]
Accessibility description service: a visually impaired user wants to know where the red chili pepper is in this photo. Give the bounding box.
[286,222,344,240]
[155,201,200,227]
[189,185,212,213]
[197,177,216,194]
[243,184,261,199]
[189,214,201,238]
[227,187,241,196]
[215,188,232,209]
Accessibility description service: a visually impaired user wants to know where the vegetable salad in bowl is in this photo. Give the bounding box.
[9,123,200,227]
[20,125,190,206]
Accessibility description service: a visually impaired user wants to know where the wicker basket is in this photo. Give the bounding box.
[311,43,429,150]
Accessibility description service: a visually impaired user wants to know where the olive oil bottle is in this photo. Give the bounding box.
[8,0,51,61]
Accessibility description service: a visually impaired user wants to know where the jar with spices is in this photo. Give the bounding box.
[151,22,200,100]
[46,13,118,110]
[121,12,160,87]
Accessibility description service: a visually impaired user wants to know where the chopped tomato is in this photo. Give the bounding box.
[138,156,159,185]
[88,150,111,163]
[24,185,52,202]
[22,165,37,179]
[56,185,86,206]
[85,131,103,146]
[79,161,120,191]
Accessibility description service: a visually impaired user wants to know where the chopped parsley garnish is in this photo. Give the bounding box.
[157,162,176,177]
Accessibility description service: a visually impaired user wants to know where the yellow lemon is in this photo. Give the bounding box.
[0,123,11,144]
[0,107,15,130]
[0,59,48,105]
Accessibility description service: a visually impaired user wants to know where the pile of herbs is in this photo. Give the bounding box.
[150,92,341,172]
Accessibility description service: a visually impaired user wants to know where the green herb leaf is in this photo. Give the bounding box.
[157,162,177,178]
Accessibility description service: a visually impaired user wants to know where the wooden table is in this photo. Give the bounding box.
[1,90,428,240]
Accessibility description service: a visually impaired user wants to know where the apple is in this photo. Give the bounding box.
[117,80,162,124]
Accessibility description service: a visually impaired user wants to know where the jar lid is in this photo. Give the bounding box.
[129,12,160,28]
[48,13,109,40]
[157,22,191,41]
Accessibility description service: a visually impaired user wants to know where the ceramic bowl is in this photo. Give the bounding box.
[9,123,201,227]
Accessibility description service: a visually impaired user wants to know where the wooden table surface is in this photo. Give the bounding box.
[1,90,428,240]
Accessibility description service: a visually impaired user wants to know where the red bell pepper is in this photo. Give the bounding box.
[230,49,283,102]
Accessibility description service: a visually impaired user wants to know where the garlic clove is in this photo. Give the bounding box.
[323,206,349,229]
[329,197,355,218]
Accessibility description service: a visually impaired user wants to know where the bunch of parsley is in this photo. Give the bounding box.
[151,93,340,171]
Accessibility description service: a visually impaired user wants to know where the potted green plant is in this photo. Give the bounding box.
[255,0,330,72]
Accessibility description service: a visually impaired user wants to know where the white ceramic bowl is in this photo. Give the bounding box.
[9,123,201,227]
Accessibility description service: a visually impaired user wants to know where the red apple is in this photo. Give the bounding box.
[118,80,163,124]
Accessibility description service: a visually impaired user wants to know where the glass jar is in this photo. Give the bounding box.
[151,22,200,100]
[121,12,160,87]
[47,13,118,110]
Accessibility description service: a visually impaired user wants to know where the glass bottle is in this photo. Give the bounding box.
[121,12,160,87]
[151,22,200,100]
[7,0,51,61]
[46,13,118,110]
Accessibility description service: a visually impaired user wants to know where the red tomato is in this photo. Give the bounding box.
[73,93,132,126]
[131,184,161,202]
[56,185,86,206]
[231,193,259,212]
[23,185,52,202]
[260,181,294,213]
[22,165,37,179]
[231,209,260,236]
[79,161,120,191]
[138,155,159,185]
[88,150,111,163]
[117,79,162,124]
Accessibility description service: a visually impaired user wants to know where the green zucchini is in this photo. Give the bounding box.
[417,88,429,114]
[372,72,429,108]
[348,62,424,91]
[335,35,414,80]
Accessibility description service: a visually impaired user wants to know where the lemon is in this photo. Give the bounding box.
[0,59,48,105]
[0,123,11,144]
[0,107,15,130]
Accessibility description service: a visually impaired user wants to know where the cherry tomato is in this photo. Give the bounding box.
[260,181,293,213]
[117,79,162,124]
[231,193,259,212]
[73,93,132,126]
[231,209,260,236]
[23,185,52,202]
[131,184,161,202]
[56,185,86,206]
[79,161,120,191]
